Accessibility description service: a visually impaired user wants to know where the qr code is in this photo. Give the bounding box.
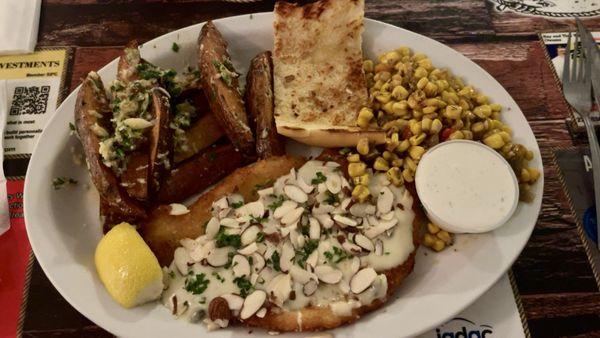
[9,86,50,115]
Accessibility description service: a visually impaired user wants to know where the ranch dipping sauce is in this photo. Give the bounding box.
[415,140,518,233]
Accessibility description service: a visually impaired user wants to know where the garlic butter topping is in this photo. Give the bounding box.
[161,160,415,328]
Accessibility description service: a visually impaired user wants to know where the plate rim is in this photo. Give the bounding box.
[24,11,543,338]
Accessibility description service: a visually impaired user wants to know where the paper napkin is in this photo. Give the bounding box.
[0,80,9,236]
[0,0,42,55]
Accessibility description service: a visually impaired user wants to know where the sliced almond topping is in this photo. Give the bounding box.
[338,280,350,294]
[350,256,361,274]
[169,203,190,216]
[243,200,265,219]
[309,217,321,240]
[306,249,319,268]
[281,207,304,226]
[349,203,370,218]
[315,214,334,228]
[280,242,295,272]
[220,293,244,311]
[267,273,292,307]
[290,265,316,284]
[241,225,260,246]
[354,234,374,252]
[380,211,395,221]
[303,280,318,296]
[315,265,343,284]
[364,219,398,239]
[205,217,220,239]
[238,242,258,256]
[339,197,352,211]
[342,241,362,255]
[174,247,191,275]
[325,174,342,194]
[350,267,377,294]
[208,297,231,321]
[375,240,383,256]
[377,187,394,214]
[207,247,230,267]
[232,255,251,278]
[257,187,274,197]
[273,201,297,219]
[220,218,239,228]
[296,177,314,194]
[256,307,267,318]
[218,207,232,219]
[284,185,308,203]
[333,214,357,227]
[240,290,267,320]
[296,233,306,248]
[213,197,228,210]
[251,252,266,272]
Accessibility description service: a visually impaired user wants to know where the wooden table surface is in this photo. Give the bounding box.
[20,0,600,337]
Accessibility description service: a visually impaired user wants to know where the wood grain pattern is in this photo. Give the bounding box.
[38,1,275,47]
[450,41,571,121]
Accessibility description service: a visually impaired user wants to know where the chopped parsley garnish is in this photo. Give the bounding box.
[250,215,267,224]
[267,195,285,211]
[256,232,265,243]
[248,256,254,265]
[136,63,162,80]
[52,177,78,190]
[311,172,327,184]
[212,272,225,283]
[233,276,254,297]
[267,251,281,271]
[338,147,351,155]
[324,191,340,205]
[171,42,180,52]
[254,180,274,191]
[224,251,236,269]
[68,122,76,134]
[324,246,350,264]
[295,239,319,267]
[230,201,244,209]
[184,273,210,295]
[215,228,241,249]
[168,270,176,279]
[212,59,237,87]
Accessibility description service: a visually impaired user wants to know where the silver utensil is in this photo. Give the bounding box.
[562,30,600,249]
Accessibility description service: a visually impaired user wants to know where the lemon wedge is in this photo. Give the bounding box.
[95,222,163,308]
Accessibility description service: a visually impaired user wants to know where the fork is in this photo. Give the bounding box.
[562,31,600,249]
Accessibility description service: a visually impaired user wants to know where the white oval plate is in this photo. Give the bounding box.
[24,12,543,338]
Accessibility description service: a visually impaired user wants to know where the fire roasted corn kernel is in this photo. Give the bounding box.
[386,167,403,186]
[357,137,370,155]
[373,157,390,171]
[348,162,367,177]
[352,185,370,203]
[357,107,374,128]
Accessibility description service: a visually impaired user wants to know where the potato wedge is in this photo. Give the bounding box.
[148,89,172,194]
[156,143,243,204]
[198,21,255,155]
[75,72,146,229]
[174,113,224,163]
[245,51,285,159]
[141,155,306,265]
[173,89,224,163]
[119,151,150,201]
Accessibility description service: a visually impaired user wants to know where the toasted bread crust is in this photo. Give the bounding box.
[273,0,370,148]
